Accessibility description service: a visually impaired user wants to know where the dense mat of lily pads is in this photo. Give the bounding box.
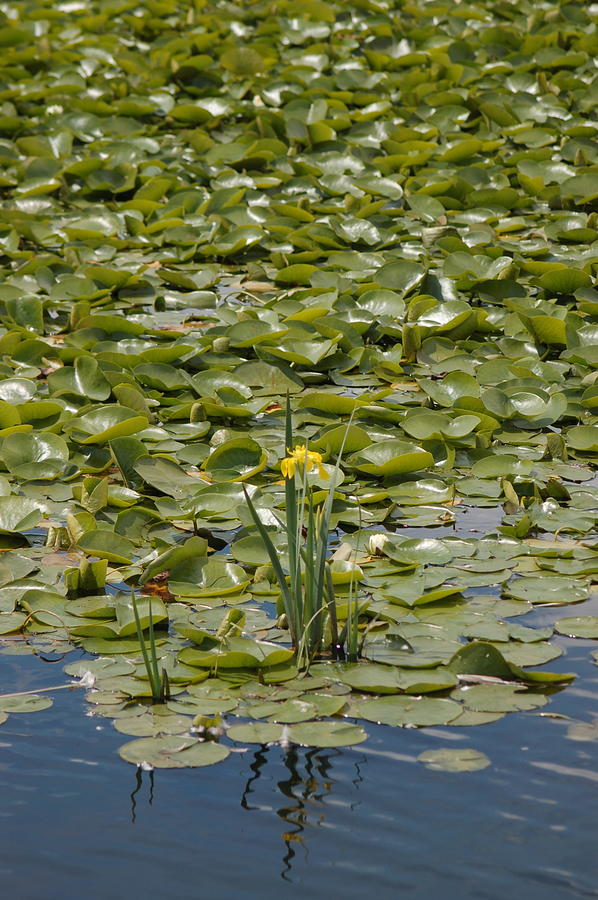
[0,0,596,769]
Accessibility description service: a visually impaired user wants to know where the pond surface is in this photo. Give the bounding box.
[2,624,597,900]
[1,0,598,894]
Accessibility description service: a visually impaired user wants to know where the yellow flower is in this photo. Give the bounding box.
[281,445,328,480]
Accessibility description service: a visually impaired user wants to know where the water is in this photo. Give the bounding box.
[1,627,597,900]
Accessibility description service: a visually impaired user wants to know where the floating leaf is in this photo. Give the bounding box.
[554,617,598,639]
[0,497,42,534]
[290,722,367,748]
[537,268,591,294]
[66,407,149,445]
[567,426,598,453]
[0,694,53,713]
[0,0,594,773]
[203,438,268,482]
[348,440,434,477]
[227,722,284,744]
[77,530,136,565]
[114,713,192,737]
[455,684,548,713]
[180,638,293,670]
[505,577,588,605]
[118,736,229,768]
[2,433,71,480]
[351,696,462,727]
[449,641,573,684]
[417,748,491,772]
[339,661,457,694]
[0,611,26,633]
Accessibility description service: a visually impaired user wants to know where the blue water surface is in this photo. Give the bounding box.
[0,621,597,900]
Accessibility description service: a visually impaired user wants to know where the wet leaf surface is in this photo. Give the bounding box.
[0,0,596,766]
[417,748,491,773]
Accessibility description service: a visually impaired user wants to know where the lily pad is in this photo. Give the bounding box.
[66,406,148,444]
[0,497,42,534]
[227,722,284,744]
[455,684,548,713]
[290,722,367,748]
[554,617,598,639]
[348,440,434,477]
[203,438,268,482]
[351,696,462,727]
[0,0,594,776]
[118,736,229,768]
[2,433,71,480]
[417,748,491,772]
[0,694,53,713]
[114,713,192,737]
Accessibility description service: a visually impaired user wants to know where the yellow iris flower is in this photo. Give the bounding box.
[281,445,328,480]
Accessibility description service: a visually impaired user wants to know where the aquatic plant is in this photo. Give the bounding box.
[131,591,170,704]
[244,397,356,667]
[0,0,595,772]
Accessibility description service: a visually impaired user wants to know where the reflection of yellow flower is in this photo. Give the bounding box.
[281,445,328,480]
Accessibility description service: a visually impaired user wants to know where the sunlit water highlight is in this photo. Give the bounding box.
[0,627,597,900]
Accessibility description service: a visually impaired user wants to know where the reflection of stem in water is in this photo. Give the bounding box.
[241,744,270,811]
[240,743,365,882]
[277,745,307,881]
[350,755,367,812]
[277,748,343,880]
[130,768,143,824]
[129,767,156,824]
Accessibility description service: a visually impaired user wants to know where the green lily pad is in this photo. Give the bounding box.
[0,694,53,713]
[348,440,434,477]
[385,538,454,566]
[118,736,229,768]
[537,268,591,294]
[351,695,462,727]
[180,638,293,669]
[505,577,588,605]
[495,641,562,667]
[64,658,135,679]
[0,0,595,774]
[170,557,250,597]
[266,699,318,723]
[168,697,238,716]
[290,721,367,748]
[417,748,491,772]
[66,406,148,444]
[203,438,268,482]
[375,261,426,294]
[0,497,42,534]
[0,611,26,633]
[227,722,284,744]
[48,357,111,401]
[1,432,71,480]
[567,426,598,453]
[555,617,598,639]
[77,530,136,565]
[449,641,573,684]
[139,535,208,585]
[339,661,457,694]
[300,693,347,717]
[455,684,548,712]
[114,713,192,737]
[448,709,505,726]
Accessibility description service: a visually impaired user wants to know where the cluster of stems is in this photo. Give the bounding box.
[244,398,360,668]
